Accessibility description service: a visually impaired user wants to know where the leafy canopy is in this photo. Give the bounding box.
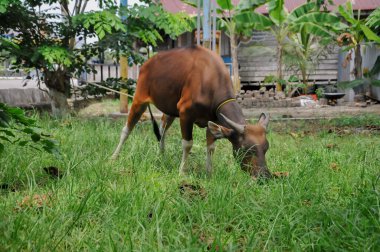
[0,0,193,87]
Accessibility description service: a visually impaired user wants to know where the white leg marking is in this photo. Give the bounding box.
[179,139,193,175]
[111,126,129,159]
[206,142,216,175]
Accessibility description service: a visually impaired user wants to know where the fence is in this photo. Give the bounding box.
[84,63,140,83]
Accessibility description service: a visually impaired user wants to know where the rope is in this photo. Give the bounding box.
[216,98,236,114]
[86,82,135,99]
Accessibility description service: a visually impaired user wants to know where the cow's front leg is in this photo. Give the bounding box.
[206,127,216,176]
[111,101,148,159]
[179,116,193,175]
[159,114,175,153]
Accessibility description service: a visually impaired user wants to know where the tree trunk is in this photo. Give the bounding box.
[49,88,70,117]
[230,31,240,95]
[44,69,71,117]
[354,44,363,79]
[276,44,283,91]
[353,44,365,95]
[301,65,307,85]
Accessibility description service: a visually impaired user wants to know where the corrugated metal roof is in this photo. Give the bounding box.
[161,0,239,16]
[162,0,380,15]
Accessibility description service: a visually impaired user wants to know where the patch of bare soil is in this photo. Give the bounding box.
[77,99,380,138]
[77,99,163,121]
[179,181,207,199]
[77,99,119,117]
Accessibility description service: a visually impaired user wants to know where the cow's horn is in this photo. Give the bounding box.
[220,113,245,134]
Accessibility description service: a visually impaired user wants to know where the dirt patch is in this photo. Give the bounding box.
[179,181,207,199]
[77,99,119,117]
[76,98,380,121]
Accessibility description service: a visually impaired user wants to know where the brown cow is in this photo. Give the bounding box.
[111,45,272,178]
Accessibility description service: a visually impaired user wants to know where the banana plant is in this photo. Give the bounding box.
[337,3,380,95]
[216,0,268,94]
[241,1,344,90]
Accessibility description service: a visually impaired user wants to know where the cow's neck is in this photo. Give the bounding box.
[216,101,246,126]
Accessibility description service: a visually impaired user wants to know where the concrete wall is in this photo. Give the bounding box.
[363,44,380,100]
[339,44,380,101]
[0,88,51,108]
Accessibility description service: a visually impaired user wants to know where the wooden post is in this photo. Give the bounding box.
[203,0,211,49]
[119,88,129,114]
[119,57,128,113]
[197,0,200,46]
[120,0,129,113]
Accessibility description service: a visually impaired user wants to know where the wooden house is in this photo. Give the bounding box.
[161,0,380,94]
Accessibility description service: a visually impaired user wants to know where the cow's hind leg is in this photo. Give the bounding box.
[111,101,148,159]
[178,115,193,175]
[159,114,175,152]
[206,127,216,176]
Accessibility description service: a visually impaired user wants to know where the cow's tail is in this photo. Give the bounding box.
[148,104,161,142]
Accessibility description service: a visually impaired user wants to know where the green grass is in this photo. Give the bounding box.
[1,114,380,251]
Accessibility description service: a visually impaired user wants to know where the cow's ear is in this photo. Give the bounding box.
[258,113,269,130]
[208,121,233,139]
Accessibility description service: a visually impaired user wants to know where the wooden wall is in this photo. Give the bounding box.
[238,31,339,87]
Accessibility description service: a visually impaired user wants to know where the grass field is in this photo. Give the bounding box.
[1,113,380,251]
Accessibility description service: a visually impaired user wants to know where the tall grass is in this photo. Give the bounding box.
[0,115,379,251]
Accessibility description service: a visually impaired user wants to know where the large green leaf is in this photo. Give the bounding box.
[294,22,333,38]
[238,0,267,10]
[181,0,199,8]
[293,12,341,27]
[337,79,367,89]
[360,24,380,43]
[268,0,287,26]
[366,7,380,29]
[338,3,356,25]
[369,56,380,76]
[235,11,272,31]
[288,2,316,22]
[216,0,234,10]
[299,25,310,49]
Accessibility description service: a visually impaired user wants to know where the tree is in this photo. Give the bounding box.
[0,0,192,117]
[337,3,380,96]
[215,0,269,94]
[283,2,343,87]
[246,1,343,91]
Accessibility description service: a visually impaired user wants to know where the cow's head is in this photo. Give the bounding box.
[208,113,271,178]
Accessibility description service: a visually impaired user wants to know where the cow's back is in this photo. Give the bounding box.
[136,46,233,119]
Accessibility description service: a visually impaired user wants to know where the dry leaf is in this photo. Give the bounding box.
[326,143,337,149]
[16,194,50,211]
[330,162,340,171]
[272,171,289,178]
